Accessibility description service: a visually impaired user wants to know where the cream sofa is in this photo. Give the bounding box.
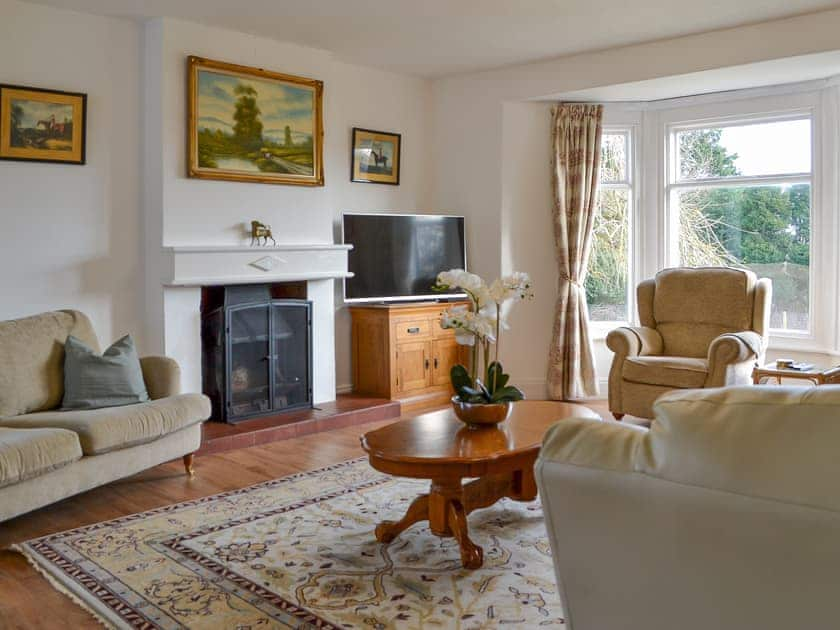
[0,310,210,522]
[535,386,840,630]
[607,267,771,419]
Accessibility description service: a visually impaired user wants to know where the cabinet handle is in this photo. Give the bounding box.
[434,357,439,369]
[406,326,420,334]
[425,358,430,370]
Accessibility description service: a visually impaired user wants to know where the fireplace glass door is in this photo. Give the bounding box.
[203,294,312,423]
[228,304,272,418]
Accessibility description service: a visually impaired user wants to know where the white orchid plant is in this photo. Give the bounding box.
[433,269,534,404]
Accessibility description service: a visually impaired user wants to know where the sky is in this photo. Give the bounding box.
[715,118,811,177]
[197,69,314,143]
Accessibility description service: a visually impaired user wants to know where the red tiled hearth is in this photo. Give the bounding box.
[197,394,401,455]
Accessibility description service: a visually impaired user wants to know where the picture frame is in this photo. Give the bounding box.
[0,84,87,165]
[351,127,401,185]
[187,56,324,186]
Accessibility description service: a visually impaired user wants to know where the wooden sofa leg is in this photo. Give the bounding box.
[183,453,195,478]
[612,413,625,421]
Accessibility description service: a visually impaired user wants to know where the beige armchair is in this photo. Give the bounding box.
[607,267,771,419]
[535,386,840,630]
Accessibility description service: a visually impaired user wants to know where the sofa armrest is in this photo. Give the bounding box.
[140,356,181,399]
[606,326,663,358]
[538,416,647,473]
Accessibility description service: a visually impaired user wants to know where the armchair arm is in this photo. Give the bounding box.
[706,331,763,387]
[140,355,182,399]
[538,417,648,473]
[708,331,763,366]
[606,326,663,357]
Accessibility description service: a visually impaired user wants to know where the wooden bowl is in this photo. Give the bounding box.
[451,396,513,427]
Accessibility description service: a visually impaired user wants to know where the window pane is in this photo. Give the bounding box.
[678,119,811,180]
[600,133,627,183]
[586,188,629,321]
[676,184,810,332]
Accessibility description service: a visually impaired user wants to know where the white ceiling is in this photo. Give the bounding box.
[550,51,840,102]
[19,0,840,78]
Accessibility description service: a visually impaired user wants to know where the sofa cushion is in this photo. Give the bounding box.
[0,394,210,455]
[0,310,100,417]
[623,356,708,389]
[0,427,83,488]
[62,334,150,410]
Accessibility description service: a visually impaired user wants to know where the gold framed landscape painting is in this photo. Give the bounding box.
[188,56,324,186]
[0,85,86,164]
[351,127,401,185]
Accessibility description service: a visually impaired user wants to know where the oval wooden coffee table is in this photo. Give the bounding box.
[360,400,600,569]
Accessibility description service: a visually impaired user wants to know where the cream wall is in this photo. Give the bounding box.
[0,1,433,395]
[0,0,143,347]
[144,18,434,391]
[433,9,840,398]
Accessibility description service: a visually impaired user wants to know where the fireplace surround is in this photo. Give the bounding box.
[152,243,352,406]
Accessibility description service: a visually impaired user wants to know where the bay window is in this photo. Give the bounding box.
[586,130,633,323]
[666,114,813,334]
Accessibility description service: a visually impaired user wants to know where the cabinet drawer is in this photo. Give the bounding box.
[395,318,431,340]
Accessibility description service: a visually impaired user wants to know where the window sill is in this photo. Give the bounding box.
[589,321,629,341]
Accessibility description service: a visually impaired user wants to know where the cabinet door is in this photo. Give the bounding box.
[432,338,461,387]
[396,340,431,392]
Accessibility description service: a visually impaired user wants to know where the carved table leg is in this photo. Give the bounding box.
[447,499,483,569]
[375,494,429,543]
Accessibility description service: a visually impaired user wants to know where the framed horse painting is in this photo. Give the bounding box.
[0,84,87,165]
[351,127,401,185]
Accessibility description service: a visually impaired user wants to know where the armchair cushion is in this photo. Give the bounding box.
[623,356,708,389]
[653,267,756,357]
[0,393,210,455]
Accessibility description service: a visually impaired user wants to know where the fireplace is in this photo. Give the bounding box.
[201,283,312,423]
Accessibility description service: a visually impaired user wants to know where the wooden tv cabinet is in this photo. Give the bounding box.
[349,301,469,410]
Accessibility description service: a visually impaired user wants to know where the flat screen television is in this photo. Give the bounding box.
[343,212,467,302]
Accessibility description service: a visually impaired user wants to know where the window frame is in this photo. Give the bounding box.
[588,125,637,334]
[664,107,817,340]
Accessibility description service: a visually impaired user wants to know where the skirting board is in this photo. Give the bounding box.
[336,380,610,402]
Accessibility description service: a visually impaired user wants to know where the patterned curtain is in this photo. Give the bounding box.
[547,103,602,400]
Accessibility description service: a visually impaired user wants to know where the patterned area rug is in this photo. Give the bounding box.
[14,458,564,629]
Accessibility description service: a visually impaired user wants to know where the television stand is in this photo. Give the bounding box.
[349,301,469,413]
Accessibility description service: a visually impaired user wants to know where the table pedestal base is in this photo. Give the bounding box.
[374,468,538,569]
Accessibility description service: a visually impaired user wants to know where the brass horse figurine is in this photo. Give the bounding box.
[250,220,276,246]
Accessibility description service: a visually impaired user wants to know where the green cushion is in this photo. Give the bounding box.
[62,335,150,410]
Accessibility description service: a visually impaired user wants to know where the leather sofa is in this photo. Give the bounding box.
[0,310,210,522]
[535,385,840,630]
[607,267,771,419]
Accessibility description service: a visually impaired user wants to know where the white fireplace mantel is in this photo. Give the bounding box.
[160,243,353,286]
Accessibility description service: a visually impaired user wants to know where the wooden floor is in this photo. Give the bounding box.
[0,400,615,629]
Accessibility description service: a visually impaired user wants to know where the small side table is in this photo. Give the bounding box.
[752,363,840,386]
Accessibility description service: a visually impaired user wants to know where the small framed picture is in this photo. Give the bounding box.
[351,127,400,185]
[0,84,87,164]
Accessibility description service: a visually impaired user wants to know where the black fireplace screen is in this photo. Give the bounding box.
[202,290,312,423]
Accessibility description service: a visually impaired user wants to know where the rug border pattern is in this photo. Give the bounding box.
[13,457,383,629]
